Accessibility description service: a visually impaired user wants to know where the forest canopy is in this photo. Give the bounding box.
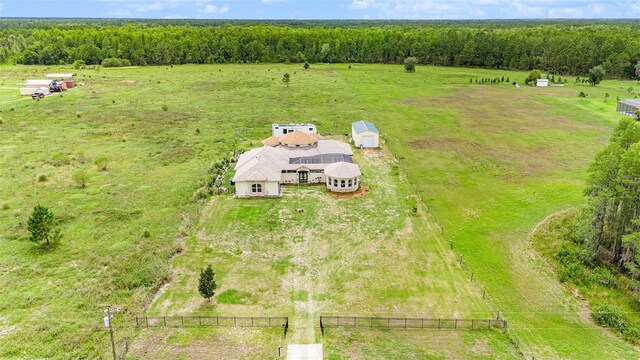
[2,19,640,78]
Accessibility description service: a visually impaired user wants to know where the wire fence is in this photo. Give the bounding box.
[320,316,507,335]
[135,316,289,336]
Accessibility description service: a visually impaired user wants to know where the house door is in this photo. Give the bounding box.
[298,171,308,183]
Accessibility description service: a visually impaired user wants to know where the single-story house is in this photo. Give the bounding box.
[617,99,640,117]
[20,79,53,95]
[536,79,549,87]
[232,130,361,197]
[272,123,317,137]
[352,120,380,148]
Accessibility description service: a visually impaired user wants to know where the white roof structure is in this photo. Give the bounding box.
[46,73,75,79]
[23,79,53,87]
[233,138,354,182]
[324,162,362,179]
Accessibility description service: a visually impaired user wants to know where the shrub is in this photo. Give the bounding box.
[161,104,169,111]
[142,229,151,238]
[592,302,626,329]
[72,170,89,188]
[37,174,48,182]
[51,152,71,166]
[101,58,131,68]
[403,57,417,72]
[95,156,109,171]
[71,60,86,69]
[2,203,9,211]
[578,91,588,98]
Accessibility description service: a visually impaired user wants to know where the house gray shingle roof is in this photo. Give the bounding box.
[232,139,353,182]
[352,120,379,134]
[324,162,361,179]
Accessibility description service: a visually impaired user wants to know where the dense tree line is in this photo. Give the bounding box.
[2,19,640,78]
[584,118,640,275]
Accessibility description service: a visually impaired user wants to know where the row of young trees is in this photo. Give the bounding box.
[3,20,640,78]
[584,119,640,276]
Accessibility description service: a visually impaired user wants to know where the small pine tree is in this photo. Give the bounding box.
[27,205,62,248]
[282,73,290,87]
[303,62,309,70]
[470,78,473,84]
[198,265,217,300]
[506,77,510,83]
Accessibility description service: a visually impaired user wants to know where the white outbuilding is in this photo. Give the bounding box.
[272,123,317,137]
[351,120,380,148]
[19,79,53,95]
[536,79,549,87]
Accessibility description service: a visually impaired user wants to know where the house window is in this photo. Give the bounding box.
[309,128,313,131]
[341,180,346,188]
[348,179,352,187]
[252,184,262,193]
[333,179,338,187]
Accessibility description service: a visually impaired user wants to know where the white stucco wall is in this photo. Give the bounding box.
[235,181,281,197]
[352,129,380,148]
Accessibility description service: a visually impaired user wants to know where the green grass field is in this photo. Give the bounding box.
[0,63,638,358]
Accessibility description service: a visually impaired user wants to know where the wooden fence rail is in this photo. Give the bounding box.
[135,316,289,336]
[320,316,506,335]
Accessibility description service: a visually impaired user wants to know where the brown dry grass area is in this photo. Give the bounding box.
[404,86,606,177]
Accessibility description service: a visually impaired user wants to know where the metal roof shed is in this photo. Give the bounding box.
[352,120,380,148]
[617,99,640,117]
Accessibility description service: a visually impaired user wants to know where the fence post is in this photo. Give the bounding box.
[421,318,424,329]
[145,317,149,328]
[252,317,254,327]
[199,316,202,327]
[320,317,324,336]
[135,317,139,327]
[404,318,407,329]
[438,319,441,329]
[388,318,390,328]
[181,316,184,326]
[455,319,458,329]
[217,316,219,326]
[163,316,166,327]
[234,317,237,327]
[269,317,271,327]
[371,317,373,328]
[471,319,474,329]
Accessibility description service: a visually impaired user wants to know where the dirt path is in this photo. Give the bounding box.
[526,207,577,242]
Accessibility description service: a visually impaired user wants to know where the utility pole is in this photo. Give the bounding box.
[104,306,117,360]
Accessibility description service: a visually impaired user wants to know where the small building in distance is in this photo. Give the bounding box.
[20,79,53,95]
[352,120,380,148]
[272,123,317,137]
[617,99,640,117]
[536,79,549,87]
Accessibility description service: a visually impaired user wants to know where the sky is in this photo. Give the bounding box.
[0,0,639,20]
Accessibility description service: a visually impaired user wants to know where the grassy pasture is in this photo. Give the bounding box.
[0,62,638,359]
[336,64,639,358]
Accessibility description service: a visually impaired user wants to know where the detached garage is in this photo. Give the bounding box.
[352,120,380,148]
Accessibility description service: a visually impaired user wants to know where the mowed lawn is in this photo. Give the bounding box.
[138,146,517,359]
[336,64,639,358]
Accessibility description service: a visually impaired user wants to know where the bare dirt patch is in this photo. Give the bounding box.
[122,80,137,84]
[333,186,369,199]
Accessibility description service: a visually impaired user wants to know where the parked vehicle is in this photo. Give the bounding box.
[31,87,50,99]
